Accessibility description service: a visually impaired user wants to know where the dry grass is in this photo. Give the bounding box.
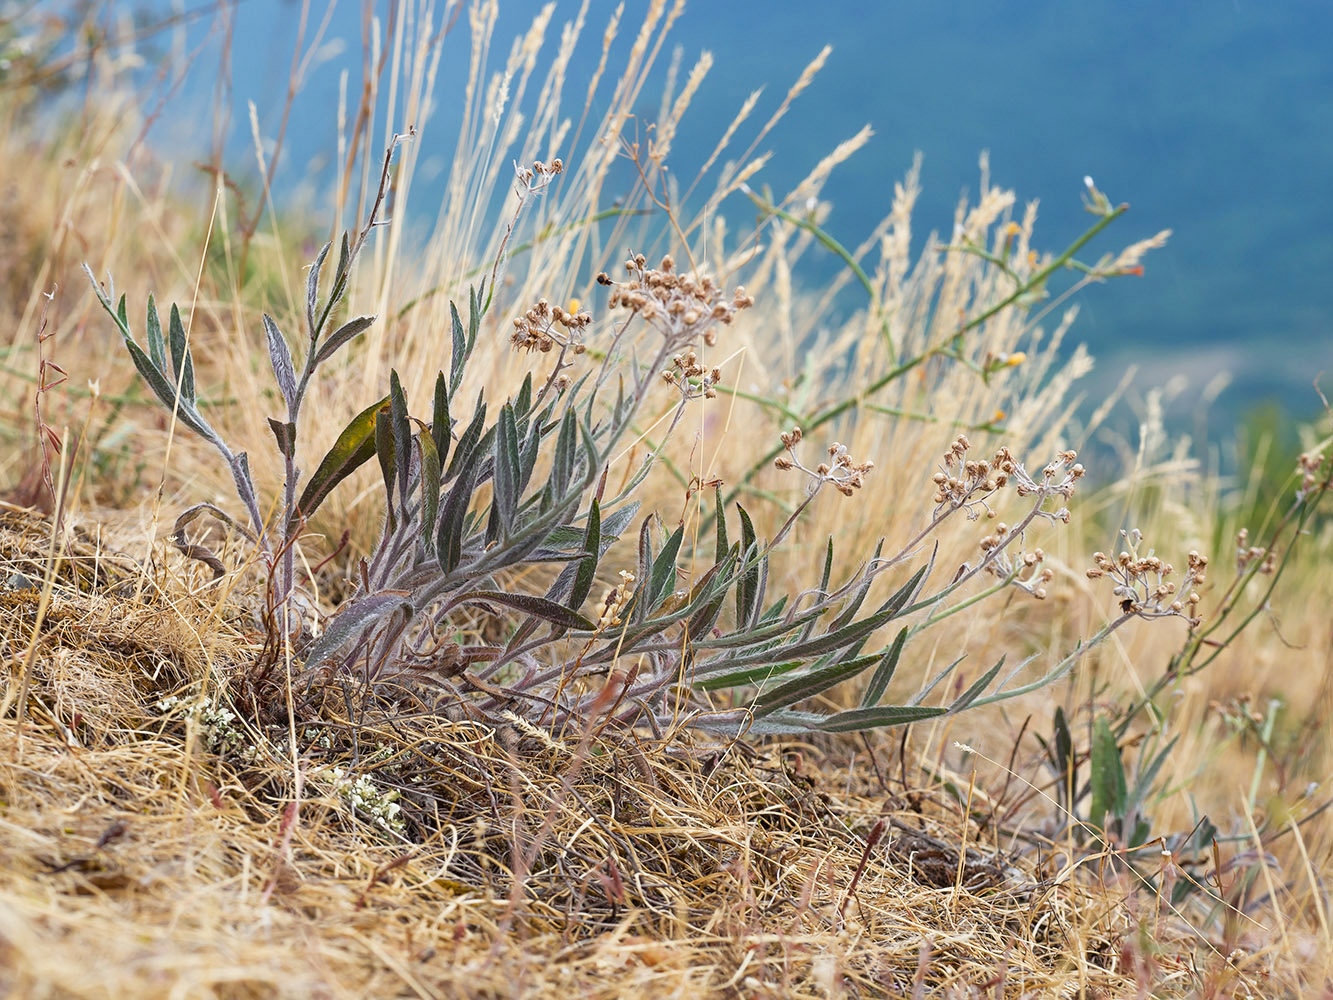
[0,506,1296,999]
[2,3,1332,997]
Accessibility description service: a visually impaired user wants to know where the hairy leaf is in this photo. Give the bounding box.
[303,592,411,668]
[145,294,167,374]
[649,523,684,613]
[860,627,908,707]
[314,314,376,365]
[418,427,442,555]
[296,395,389,521]
[167,303,196,405]
[306,239,332,337]
[493,403,521,537]
[569,499,601,611]
[431,371,451,468]
[1089,716,1127,833]
[460,590,595,632]
[736,503,759,626]
[263,314,298,412]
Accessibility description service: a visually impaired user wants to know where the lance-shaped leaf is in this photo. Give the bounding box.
[389,371,412,517]
[513,372,533,421]
[543,501,638,552]
[84,274,201,438]
[459,590,595,632]
[550,408,578,499]
[120,327,218,442]
[263,314,298,411]
[418,426,442,554]
[431,371,451,467]
[229,453,263,537]
[692,564,929,678]
[861,627,908,707]
[492,403,521,537]
[166,303,197,405]
[829,540,885,632]
[798,537,836,643]
[446,392,487,481]
[306,239,332,337]
[314,314,377,365]
[687,542,739,639]
[649,523,684,613]
[808,704,948,733]
[518,415,541,496]
[1089,716,1127,832]
[946,656,1006,714]
[468,282,482,351]
[569,499,601,610]
[449,300,468,394]
[303,592,412,668]
[296,395,389,520]
[735,503,759,626]
[752,650,884,715]
[632,516,656,624]
[694,655,804,692]
[436,445,481,572]
[145,294,168,373]
[374,405,397,529]
[714,486,728,565]
[315,232,352,333]
[1052,706,1074,798]
[908,653,968,707]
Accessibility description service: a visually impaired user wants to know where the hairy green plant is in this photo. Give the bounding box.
[85,145,1212,738]
[85,136,412,642]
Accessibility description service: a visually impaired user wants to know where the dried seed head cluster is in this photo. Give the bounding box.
[1233,528,1277,575]
[596,570,636,632]
[514,157,564,190]
[511,297,592,354]
[1296,448,1328,501]
[1086,528,1207,626]
[932,435,1010,519]
[978,528,1055,599]
[932,436,1083,524]
[773,426,874,497]
[662,349,722,400]
[597,253,753,354]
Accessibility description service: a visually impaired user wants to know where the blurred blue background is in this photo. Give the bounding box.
[25,0,1333,422]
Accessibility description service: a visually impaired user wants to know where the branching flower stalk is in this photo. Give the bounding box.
[718,183,1133,516]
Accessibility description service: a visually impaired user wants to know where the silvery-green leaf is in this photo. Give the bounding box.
[314,314,376,365]
[167,303,196,405]
[263,314,298,411]
[145,294,167,374]
[569,499,601,611]
[306,239,332,337]
[304,592,411,668]
[861,627,908,707]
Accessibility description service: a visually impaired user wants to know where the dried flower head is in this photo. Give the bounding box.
[662,349,722,400]
[1086,528,1207,626]
[604,253,753,353]
[511,296,591,354]
[774,427,873,498]
[596,570,637,632]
